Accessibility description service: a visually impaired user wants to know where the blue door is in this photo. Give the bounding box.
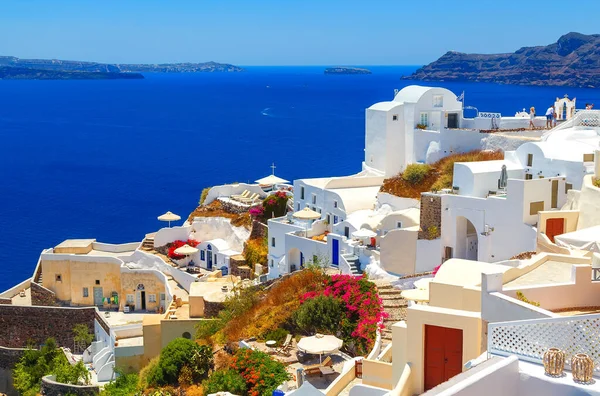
[332,239,339,265]
[300,252,304,268]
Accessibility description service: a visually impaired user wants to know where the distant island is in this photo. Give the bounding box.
[0,66,144,80]
[0,56,245,80]
[325,67,372,75]
[403,32,600,88]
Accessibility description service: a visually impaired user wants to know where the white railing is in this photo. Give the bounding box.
[488,313,600,371]
[542,109,600,139]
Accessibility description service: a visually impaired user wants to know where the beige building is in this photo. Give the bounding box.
[41,239,169,312]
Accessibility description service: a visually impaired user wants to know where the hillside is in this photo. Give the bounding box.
[403,32,600,88]
[0,56,245,73]
[0,66,143,80]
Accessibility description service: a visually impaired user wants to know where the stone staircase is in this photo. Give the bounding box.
[141,233,156,251]
[343,254,362,275]
[374,280,408,347]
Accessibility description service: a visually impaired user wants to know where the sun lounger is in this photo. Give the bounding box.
[276,334,293,355]
[238,193,260,204]
[303,356,333,375]
[231,190,250,201]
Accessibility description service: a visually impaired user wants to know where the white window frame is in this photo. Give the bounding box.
[148,294,157,303]
[83,287,89,298]
[420,112,429,126]
[126,294,134,303]
[433,95,443,108]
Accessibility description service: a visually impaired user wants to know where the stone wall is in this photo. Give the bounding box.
[250,220,268,240]
[418,194,442,240]
[31,282,60,307]
[41,375,99,396]
[203,300,225,318]
[0,347,27,396]
[0,305,95,348]
[229,255,251,279]
[220,200,253,214]
[0,299,11,305]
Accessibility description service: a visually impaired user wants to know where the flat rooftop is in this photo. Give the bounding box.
[504,260,575,288]
[100,310,162,326]
[117,336,143,347]
[55,239,96,249]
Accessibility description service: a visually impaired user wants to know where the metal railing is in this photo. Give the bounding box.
[488,314,600,371]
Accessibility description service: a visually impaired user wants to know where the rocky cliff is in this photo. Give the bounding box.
[403,32,600,88]
[0,66,143,80]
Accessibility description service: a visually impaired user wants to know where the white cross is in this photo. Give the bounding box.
[271,162,276,175]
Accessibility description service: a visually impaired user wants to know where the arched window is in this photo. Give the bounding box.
[182,332,191,339]
[207,245,212,251]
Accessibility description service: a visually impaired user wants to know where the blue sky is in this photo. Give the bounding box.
[1,0,599,65]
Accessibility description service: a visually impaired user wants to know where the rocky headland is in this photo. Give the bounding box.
[403,32,600,88]
[0,66,143,80]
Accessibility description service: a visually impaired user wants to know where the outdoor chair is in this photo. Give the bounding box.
[231,190,250,201]
[303,356,334,376]
[275,334,293,355]
[239,193,259,204]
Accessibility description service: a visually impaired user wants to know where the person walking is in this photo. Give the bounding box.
[545,105,554,129]
[529,106,536,129]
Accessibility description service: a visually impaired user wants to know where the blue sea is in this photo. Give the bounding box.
[1,66,600,290]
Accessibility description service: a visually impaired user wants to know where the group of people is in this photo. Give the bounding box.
[528,102,595,129]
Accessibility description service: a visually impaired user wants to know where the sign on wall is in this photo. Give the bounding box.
[477,112,501,119]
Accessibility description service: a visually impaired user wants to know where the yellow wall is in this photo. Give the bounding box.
[362,360,395,390]
[405,305,482,394]
[115,354,150,374]
[142,316,162,363]
[428,283,481,312]
[537,210,579,237]
[120,272,165,312]
[189,295,205,318]
[160,320,198,349]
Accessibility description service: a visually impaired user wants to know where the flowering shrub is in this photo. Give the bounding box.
[248,206,264,217]
[300,274,387,355]
[229,348,289,396]
[261,191,289,220]
[167,239,200,260]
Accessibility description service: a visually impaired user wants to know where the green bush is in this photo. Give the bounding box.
[293,295,344,334]
[138,356,159,390]
[72,324,94,348]
[199,187,212,205]
[402,163,431,185]
[262,328,289,344]
[230,348,290,396]
[101,368,139,395]
[203,369,247,395]
[147,338,213,387]
[13,338,63,396]
[53,359,90,386]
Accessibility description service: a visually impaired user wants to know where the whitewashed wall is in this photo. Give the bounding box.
[203,183,266,206]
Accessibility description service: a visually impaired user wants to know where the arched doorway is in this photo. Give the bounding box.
[455,216,478,260]
[288,248,301,272]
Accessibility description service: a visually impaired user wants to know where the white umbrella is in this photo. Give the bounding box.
[297,334,343,363]
[255,174,290,185]
[157,211,181,227]
[293,208,321,237]
[352,228,377,238]
[174,244,199,256]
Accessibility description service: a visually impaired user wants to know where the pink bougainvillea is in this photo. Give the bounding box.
[300,274,387,354]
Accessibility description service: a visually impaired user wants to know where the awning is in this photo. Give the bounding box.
[554,225,600,253]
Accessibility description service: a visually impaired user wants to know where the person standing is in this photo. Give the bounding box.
[529,106,536,129]
[545,105,554,129]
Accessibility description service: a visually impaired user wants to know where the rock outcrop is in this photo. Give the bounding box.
[403,32,600,88]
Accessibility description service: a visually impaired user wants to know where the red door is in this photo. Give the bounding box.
[546,218,565,243]
[424,325,463,391]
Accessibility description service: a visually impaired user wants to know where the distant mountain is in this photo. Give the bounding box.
[403,32,600,88]
[325,67,371,75]
[0,56,245,74]
[0,66,143,80]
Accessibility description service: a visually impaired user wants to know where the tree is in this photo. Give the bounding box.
[101,368,139,396]
[72,324,94,352]
[147,338,213,387]
[294,295,344,334]
[203,369,247,395]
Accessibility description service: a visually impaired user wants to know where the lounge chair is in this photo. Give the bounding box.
[303,356,333,376]
[275,334,293,355]
[231,190,250,201]
[238,193,260,204]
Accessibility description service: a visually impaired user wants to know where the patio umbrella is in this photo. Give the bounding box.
[297,334,343,363]
[255,174,290,186]
[293,208,321,237]
[173,244,199,256]
[499,164,508,189]
[157,211,181,227]
[352,228,377,239]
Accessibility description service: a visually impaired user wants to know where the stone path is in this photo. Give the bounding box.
[373,279,408,348]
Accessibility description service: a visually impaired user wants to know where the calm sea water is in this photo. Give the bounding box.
[1,66,599,290]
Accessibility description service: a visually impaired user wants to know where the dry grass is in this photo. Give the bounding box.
[187,201,252,229]
[509,251,537,260]
[219,269,328,343]
[380,150,504,198]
